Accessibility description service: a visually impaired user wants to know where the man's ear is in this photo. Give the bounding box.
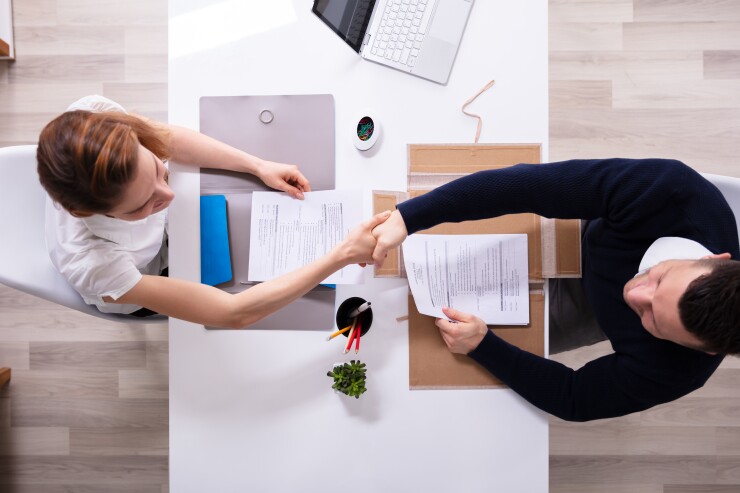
[701,252,732,260]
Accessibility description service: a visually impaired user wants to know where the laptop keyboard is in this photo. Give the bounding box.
[370,0,437,68]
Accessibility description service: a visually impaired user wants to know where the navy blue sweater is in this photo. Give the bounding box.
[397,159,738,421]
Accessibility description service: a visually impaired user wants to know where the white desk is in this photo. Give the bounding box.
[168,2,549,491]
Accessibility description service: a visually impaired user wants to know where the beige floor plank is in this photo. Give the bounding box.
[716,456,740,483]
[11,0,58,27]
[664,486,740,493]
[3,369,118,399]
[118,369,168,399]
[550,423,716,455]
[639,398,740,426]
[550,455,718,484]
[0,83,106,113]
[0,319,167,343]
[0,427,69,456]
[146,341,168,370]
[550,484,662,493]
[0,456,167,484]
[8,55,125,84]
[689,369,740,398]
[30,342,147,371]
[719,356,740,369]
[0,113,64,145]
[11,398,167,428]
[612,79,740,109]
[623,22,740,51]
[70,428,167,456]
[13,26,125,56]
[633,0,740,22]
[550,23,624,52]
[548,137,740,175]
[717,428,740,455]
[0,343,30,371]
[0,398,10,428]
[1,486,162,493]
[124,27,168,56]
[101,82,169,118]
[550,80,613,108]
[57,0,167,27]
[704,50,740,79]
[549,107,740,140]
[550,0,634,23]
[125,55,168,84]
[549,51,704,82]
[550,339,614,367]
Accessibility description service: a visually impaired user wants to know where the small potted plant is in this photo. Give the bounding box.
[327,360,367,399]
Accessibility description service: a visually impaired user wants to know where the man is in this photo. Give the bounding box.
[371,158,740,421]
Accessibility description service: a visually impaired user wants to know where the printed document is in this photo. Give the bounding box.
[248,190,364,284]
[403,234,529,324]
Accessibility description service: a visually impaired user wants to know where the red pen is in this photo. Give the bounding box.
[344,317,358,354]
[354,316,362,354]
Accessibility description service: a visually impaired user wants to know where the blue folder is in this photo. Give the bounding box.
[200,195,233,286]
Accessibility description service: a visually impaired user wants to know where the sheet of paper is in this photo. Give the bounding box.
[248,190,364,284]
[403,234,529,325]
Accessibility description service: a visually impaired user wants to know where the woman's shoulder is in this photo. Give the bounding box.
[66,95,127,114]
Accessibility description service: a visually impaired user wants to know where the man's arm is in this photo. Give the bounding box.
[437,308,692,421]
[373,158,694,266]
[397,158,695,235]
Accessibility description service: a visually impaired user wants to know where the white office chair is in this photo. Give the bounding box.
[0,145,164,323]
[703,173,740,237]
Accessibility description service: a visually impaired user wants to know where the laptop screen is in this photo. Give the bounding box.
[312,0,376,53]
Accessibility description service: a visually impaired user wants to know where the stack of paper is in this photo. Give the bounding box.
[403,234,529,324]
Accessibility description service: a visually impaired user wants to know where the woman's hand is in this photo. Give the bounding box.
[333,210,392,266]
[257,160,311,199]
[435,307,489,354]
[370,209,408,267]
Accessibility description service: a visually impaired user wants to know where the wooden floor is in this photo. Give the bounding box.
[0,0,739,491]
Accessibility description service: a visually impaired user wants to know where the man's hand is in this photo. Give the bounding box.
[333,210,392,266]
[435,307,489,354]
[371,209,408,267]
[257,160,311,199]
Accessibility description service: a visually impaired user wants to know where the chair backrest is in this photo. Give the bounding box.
[702,173,740,240]
[0,145,162,323]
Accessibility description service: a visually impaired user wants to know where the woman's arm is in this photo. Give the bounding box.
[109,211,391,328]
[166,124,311,199]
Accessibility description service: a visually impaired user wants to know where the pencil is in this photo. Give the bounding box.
[344,318,358,353]
[354,316,362,354]
[326,324,352,341]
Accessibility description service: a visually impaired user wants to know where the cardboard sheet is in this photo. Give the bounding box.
[372,143,581,389]
[409,293,545,388]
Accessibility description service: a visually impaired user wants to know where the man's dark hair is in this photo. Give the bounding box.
[679,259,740,354]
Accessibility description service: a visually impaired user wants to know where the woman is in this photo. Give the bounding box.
[38,95,388,328]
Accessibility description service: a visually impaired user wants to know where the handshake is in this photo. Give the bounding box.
[333,208,489,356]
[332,209,409,270]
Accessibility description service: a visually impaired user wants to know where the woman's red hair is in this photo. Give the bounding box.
[37,110,171,216]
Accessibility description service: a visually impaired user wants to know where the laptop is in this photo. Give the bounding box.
[312,0,474,85]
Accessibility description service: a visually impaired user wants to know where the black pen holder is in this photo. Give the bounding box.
[336,297,373,337]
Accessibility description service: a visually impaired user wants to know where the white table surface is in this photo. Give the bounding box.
[168,1,549,492]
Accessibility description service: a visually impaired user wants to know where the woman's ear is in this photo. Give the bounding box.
[69,209,93,218]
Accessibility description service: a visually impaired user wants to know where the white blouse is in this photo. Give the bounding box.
[44,95,168,314]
